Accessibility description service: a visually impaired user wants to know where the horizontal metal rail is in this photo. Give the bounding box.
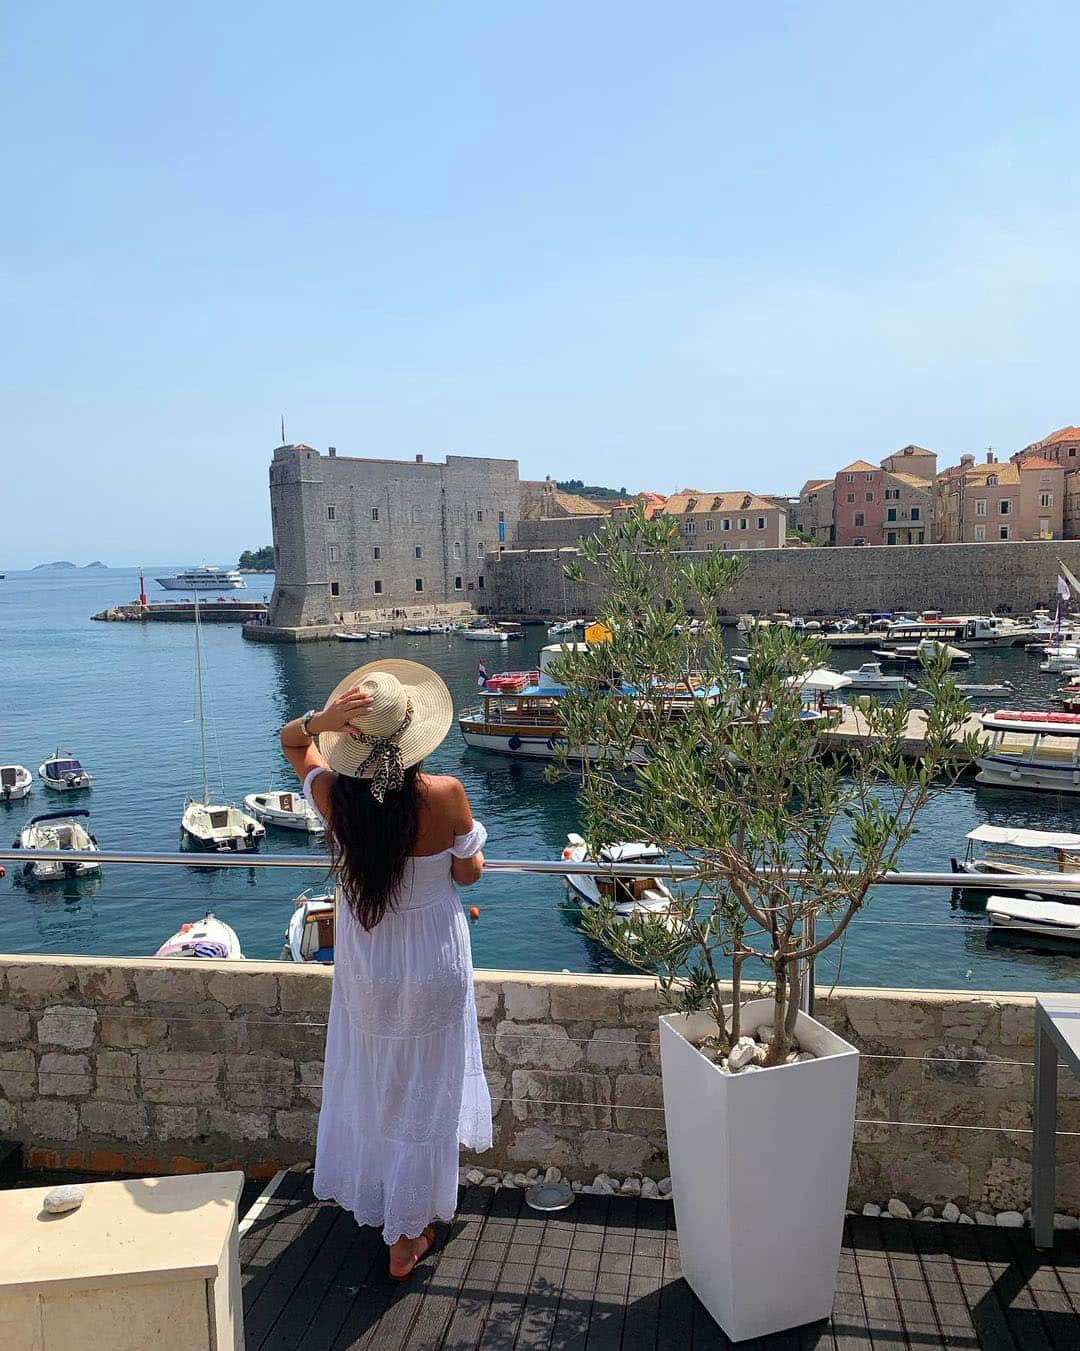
[2,847,1080,890]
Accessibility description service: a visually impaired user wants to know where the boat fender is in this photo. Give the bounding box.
[508,735,522,751]
[1010,770,1020,781]
[0,866,4,878]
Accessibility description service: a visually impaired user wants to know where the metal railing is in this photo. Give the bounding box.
[2,847,1075,1021]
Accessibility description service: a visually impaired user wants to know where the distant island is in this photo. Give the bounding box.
[84,560,107,569]
[32,560,108,570]
[239,545,274,571]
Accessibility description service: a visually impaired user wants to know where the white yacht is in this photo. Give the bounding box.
[38,749,93,792]
[975,710,1080,794]
[840,663,915,692]
[243,789,324,834]
[16,810,101,881]
[156,567,246,591]
[0,765,32,802]
[461,627,511,642]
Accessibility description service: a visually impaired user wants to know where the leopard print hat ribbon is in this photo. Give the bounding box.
[347,698,414,803]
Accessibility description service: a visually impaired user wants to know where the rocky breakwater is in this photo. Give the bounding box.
[91,604,147,622]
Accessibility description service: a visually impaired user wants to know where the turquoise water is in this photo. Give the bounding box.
[1,567,1079,992]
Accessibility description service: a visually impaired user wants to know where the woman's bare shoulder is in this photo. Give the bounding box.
[420,775,472,825]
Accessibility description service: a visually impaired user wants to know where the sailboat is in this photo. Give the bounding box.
[180,593,265,852]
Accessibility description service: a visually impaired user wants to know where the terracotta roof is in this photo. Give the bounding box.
[887,472,935,491]
[1018,456,1061,471]
[552,489,608,515]
[800,479,830,494]
[945,462,1020,486]
[890,444,936,457]
[664,490,782,515]
[636,492,668,506]
[835,460,878,474]
[1038,426,1080,446]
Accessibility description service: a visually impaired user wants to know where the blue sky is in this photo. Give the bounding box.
[4,1,1079,566]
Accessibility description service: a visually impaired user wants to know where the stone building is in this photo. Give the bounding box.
[792,479,835,543]
[833,448,935,547]
[1014,426,1080,537]
[661,490,787,550]
[267,443,522,627]
[935,453,1063,543]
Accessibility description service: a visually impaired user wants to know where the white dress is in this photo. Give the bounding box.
[303,768,492,1244]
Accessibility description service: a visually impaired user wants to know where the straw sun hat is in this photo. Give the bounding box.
[318,659,454,801]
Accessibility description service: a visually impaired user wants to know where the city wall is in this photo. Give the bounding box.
[488,538,1080,617]
[0,955,1069,1213]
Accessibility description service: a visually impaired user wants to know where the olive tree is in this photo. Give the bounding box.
[549,506,978,1064]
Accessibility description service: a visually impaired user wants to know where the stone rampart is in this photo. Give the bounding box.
[0,956,1070,1213]
[488,538,1080,618]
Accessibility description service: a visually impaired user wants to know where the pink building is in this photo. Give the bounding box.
[833,460,883,546]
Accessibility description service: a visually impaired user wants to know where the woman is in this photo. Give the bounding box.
[280,658,491,1279]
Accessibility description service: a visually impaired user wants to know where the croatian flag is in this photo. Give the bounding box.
[1059,576,1072,602]
[477,660,488,688]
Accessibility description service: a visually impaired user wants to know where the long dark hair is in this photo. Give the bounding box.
[325,764,424,930]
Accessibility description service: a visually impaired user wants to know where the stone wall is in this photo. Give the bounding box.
[0,956,1071,1213]
[488,538,1080,618]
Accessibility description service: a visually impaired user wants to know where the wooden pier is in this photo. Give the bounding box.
[818,707,988,765]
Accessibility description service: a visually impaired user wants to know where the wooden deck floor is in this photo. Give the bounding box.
[240,1172,1080,1350]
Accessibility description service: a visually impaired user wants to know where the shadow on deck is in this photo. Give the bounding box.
[240,1172,1080,1349]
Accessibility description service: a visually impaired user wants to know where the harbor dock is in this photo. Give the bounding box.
[818,706,987,764]
[92,600,268,623]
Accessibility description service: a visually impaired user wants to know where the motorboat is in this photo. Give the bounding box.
[956,682,1014,695]
[0,765,32,802]
[243,789,324,833]
[986,896,1080,941]
[461,627,511,642]
[562,835,679,922]
[14,810,100,881]
[950,824,1080,902]
[547,620,578,636]
[38,749,93,792]
[874,640,971,668]
[156,567,245,591]
[335,630,368,642]
[403,624,432,635]
[1039,647,1080,673]
[840,663,916,692]
[366,630,391,640]
[881,615,1032,649]
[155,913,244,959]
[284,890,336,962]
[180,593,265,852]
[975,710,1080,794]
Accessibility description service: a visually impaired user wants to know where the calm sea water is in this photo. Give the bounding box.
[1,567,1079,993]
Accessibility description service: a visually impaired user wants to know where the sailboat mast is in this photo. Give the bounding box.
[194,591,210,804]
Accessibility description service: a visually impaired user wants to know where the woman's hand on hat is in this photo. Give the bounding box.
[310,686,374,735]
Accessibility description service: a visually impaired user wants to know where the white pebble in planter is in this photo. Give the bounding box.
[42,1185,84,1215]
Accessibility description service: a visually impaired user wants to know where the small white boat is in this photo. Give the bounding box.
[841,663,915,692]
[975,710,1080,794]
[1040,647,1080,673]
[956,682,1015,695]
[986,896,1080,941]
[182,800,265,852]
[285,890,336,962]
[38,749,93,792]
[403,624,432,635]
[155,913,244,959]
[562,834,678,920]
[951,824,1080,902]
[0,765,32,802]
[335,630,368,642]
[243,789,324,833]
[875,640,971,668]
[547,621,577,636]
[462,627,511,642]
[15,810,100,881]
[366,630,391,640]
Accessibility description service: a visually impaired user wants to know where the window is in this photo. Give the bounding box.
[865,492,873,502]
[846,493,855,504]
[1041,492,1054,508]
[854,512,865,527]
[846,474,855,483]
[917,531,925,544]
[1071,448,1077,458]
[414,545,422,559]
[373,579,383,594]
[884,488,899,500]
[986,474,997,487]
[974,500,986,517]
[1040,517,1051,536]
[738,517,748,530]
[865,472,874,481]
[706,519,714,531]
[999,499,1012,515]
[372,545,381,560]
[974,524,986,542]
[372,507,380,521]
[757,516,766,529]
[453,541,461,559]
[910,507,920,522]
[722,518,731,530]
[999,525,1010,540]
[498,510,505,523]
[477,541,484,557]
[476,510,483,523]
[886,531,897,545]
[327,505,336,521]
[887,508,897,522]
[454,576,462,590]
[330,581,340,597]
[414,578,423,592]
[328,544,339,563]
[478,575,485,590]
[683,520,696,534]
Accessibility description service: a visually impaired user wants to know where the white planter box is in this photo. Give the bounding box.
[659,998,859,1341]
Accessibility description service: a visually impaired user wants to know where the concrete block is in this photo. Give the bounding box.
[494,1022,583,1071]
[80,1100,149,1143]
[132,967,207,1004]
[38,1005,98,1050]
[276,1109,319,1142]
[549,983,622,1024]
[100,1010,167,1050]
[23,1098,78,1141]
[278,969,332,1013]
[39,1053,92,1097]
[207,969,279,1010]
[95,1050,138,1102]
[586,1027,641,1071]
[204,1107,271,1141]
[224,1054,296,1108]
[503,983,551,1022]
[0,1049,36,1099]
[5,963,77,1000]
[613,1073,665,1131]
[245,1016,327,1060]
[77,966,133,1003]
[139,1052,221,1104]
[0,1006,31,1043]
[153,1105,200,1140]
[510,1069,612,1129]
